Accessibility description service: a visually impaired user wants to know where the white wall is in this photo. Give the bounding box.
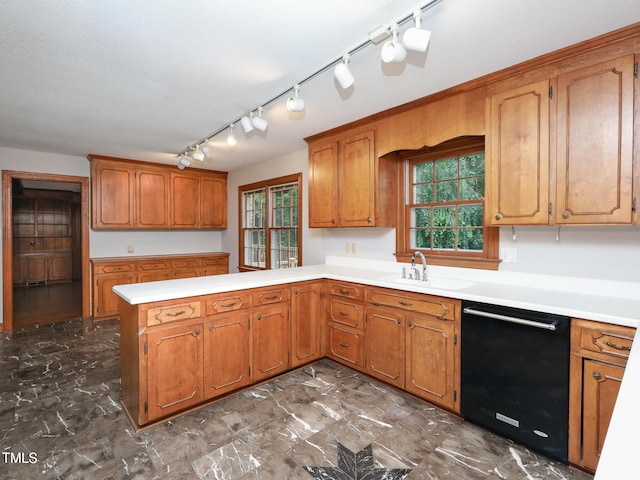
[225,146,640,282]
[0,146,224,324]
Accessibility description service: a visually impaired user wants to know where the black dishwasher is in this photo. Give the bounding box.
[461,300,570,464]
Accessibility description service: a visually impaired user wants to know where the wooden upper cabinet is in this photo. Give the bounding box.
[200,175,227,229]
[170,172,200,228]
[90,155,227,230]
[308,142,339,227]
[307,129,398,228]
[340,131,376,227]
[136,167,170,228]
[92,160,135,228]
[555,55,635,224]
[487,79,551,225]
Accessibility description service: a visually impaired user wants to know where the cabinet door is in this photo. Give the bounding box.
[145,322,204,421]
[203,312,251,399]
[291,282,324,368]
[136,168,170,228]
[365,307,405,388]
[92,161,135,228]
[94,273,135,318]
[405,314,458,411]
[555,55,634,224]
[13,255,25,284]
[582,359,624,471]
[252,304,289,382]
[487,80,550,225]
[170,173,200,228]
[49,254,72,281]
[137,270,171,283]
[200,175,227,229]
[308,141,339,227]
[339,131,376,226]
[25,255,48,283]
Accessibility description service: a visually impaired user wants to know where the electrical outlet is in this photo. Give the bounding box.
[350,243,357,254]
[501,247,517,263]
[127,244,134,254]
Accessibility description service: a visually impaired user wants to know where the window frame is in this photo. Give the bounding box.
[395,137,500,270]
[238,173,302,271]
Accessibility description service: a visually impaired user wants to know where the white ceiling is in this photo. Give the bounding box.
[0,0,638,172]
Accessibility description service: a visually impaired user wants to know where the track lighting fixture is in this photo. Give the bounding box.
[191,145,204,161]
[177,154,191,170]
[381,24,406,63]
[240,113,254,134]
[252,107,268,131]
[286,84,305,112]
[200,139,211,159]
[402,10,431,53]
[334,54,355,90]
[226,124,237,146]
[176,0,441,160]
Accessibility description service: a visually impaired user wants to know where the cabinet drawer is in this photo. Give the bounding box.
[578,320,635,360]
[252,287,290,305]
[146,301,202,326]
[203,266,227,276]
[327,323,364,368]
[94,263,135,274]
[367,288,458,321]
[328,299,364,330]
[326,281,364,301]
[172,258,202,268]
[137,261,171,271]
[205,292,251,315]
[203,257,228,266]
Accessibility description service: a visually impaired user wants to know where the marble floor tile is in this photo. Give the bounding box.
[0,318,592,480]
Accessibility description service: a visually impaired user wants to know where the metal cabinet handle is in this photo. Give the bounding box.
[495,214,502,220]
[562,211,570,219]
[209,325,215,332]
[295,290,299,295]
[396,319,401,325]
[398,301,413,307]
[604,340,631,351]
[220,302,237,308]
[339,342,350,348]
[367,217,372,223]
[166,310,186,317]
[338,311,350,316]
[339,289,350,295]
[257,315,263,321]
[194,328,201,335]
[264,295,278,300]
[408,321,413,327]
[593,371,602,380]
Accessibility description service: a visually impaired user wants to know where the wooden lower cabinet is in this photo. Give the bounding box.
[327,323,364,368]
[405,313,458,411]
[252,303,290,382]
[145,320,204,421]
[365,306,405,388]
[569,318,635,472]
[291,281,324,368]
[326,281,366,370]
[203,312,251,398]
[95,272,136,318]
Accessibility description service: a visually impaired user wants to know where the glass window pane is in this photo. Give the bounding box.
[460,153,485,177]
[413,184,433,204]
[458,227,483,251]
[433,206,455,227]
[435,157,458,180]
[414,163,433,183]
[436,180,458,202]
[433,228,455,249]
[458,204,483,227]
[411,228,431,249]
[411,207,431,228]
[460,177,485,201]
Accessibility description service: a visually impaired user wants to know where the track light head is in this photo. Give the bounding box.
[334,54,355,90]
[201,140,211,159]
[240,114,254,134]
[381,24,406,63]
[191,145,204,161]
[287,84,305,112]
[252,107,268,131]
[402,10,431,53]
[226,124,237,146]
[177,154,191,170]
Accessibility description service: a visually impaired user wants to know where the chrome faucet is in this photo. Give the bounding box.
[411,251,428,281]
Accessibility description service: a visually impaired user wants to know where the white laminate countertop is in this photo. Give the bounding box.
[112,255,640,478]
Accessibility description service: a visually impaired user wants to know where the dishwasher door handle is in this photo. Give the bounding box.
[463,307,557,331]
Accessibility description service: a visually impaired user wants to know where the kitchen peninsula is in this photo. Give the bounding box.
[114,255,640,478]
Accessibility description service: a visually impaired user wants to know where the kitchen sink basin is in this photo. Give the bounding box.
[378,275,476,290]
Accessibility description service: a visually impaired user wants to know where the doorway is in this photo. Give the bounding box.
[2,171,90,331]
